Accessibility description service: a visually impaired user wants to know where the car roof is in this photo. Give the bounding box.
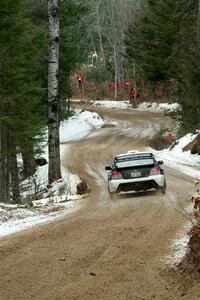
[116,151,154,159]
[113,152,155,168]
[117,150,139,157]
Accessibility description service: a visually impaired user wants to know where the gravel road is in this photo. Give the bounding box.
[0,108,199,300]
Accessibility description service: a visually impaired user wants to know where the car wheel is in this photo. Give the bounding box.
[110,192,118,199]
[108,188,118,199]
[161,187,166,194]
[161,181,166,194]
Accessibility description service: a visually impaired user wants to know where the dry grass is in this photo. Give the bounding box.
[150,130,173,150]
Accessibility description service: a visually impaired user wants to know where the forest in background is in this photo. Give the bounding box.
[0,0,200,203]
[0,0,88,203]
[125,0,200,132]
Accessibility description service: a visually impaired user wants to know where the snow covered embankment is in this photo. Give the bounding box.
[90,100,182,113]
[137,102,181,113]
[60,109,105,142]
[151,132,200,179]
[0,110,105,238]
[156,132,200,267]
[91,100,132,110]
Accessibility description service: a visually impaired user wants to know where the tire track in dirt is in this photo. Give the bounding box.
[0,108,197,300]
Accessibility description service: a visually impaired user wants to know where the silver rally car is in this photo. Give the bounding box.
[105,151,166,196]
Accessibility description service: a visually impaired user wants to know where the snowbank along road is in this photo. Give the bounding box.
[0,108,199,300]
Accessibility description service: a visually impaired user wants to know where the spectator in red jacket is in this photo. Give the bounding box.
[76,73,84,100]
[130,87,137,103]
[77,73,84,90]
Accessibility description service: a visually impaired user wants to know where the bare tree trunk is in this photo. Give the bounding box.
[106,0,119,100]
[0,125,10,202]
[10,142,20,203]
[113,45,118,100]
[96,1,105,62]
[20,140,36,178]
[48,0,61,184]
[197,0,200,45]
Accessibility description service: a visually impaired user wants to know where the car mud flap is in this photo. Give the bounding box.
[109,191,118,200]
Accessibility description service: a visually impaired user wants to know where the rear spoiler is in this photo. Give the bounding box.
[115,159,155,169]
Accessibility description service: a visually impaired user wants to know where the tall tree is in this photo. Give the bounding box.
[82,0,133,98]
[0,0,89,202]
[125,0,200,131]
[0,0,46,202]
[48,0,61,184]
[175,0,200,131]
[125,0,179,95]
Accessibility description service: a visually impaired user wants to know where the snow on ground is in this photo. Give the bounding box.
[60,109,105,142]
[22,109,105,198]
[90,100,181,113]
[154,132,200,266]
[27,109,105,193]
[0,109,105,238]
[137,102,182,113]
[1,104,199,268]
[0,198,85,238]
[163,222,192,267]
[91,100,132,110]
[151,131,200,179]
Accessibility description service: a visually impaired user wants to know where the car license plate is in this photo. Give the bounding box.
[131,171,141,178]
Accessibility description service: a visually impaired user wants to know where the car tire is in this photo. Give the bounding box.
[161,181,166,194]
[108,188,118,199]
[110,192,118,199]
[161,187,166,194]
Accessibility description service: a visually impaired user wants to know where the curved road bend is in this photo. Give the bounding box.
[0,108,198,300]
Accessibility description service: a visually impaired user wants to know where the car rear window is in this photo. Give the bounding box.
[115,158,155,168]
[116,153,154,162]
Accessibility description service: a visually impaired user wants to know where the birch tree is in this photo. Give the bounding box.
[84,0,134,99]
[48,0,61,184]
[104,0,133,99]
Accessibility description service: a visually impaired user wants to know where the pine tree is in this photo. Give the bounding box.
[175,0,200,131]
[0,0,91,201]
[59,0,88,115]
[0,0,46,202]
[125,0,179,88]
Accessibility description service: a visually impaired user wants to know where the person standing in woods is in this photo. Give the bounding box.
[129,87,137,106]
[76,73,84,100]
[92,50,98,64]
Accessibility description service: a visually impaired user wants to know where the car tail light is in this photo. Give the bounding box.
[150,166,160,175]
[112,171,123,179]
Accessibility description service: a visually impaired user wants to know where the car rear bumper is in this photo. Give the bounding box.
[108,174,165,193]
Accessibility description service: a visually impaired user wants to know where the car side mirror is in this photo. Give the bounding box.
[158,160,164,165]
[105,165,112,170]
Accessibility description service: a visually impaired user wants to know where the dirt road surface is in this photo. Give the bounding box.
[0,108,199,300]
